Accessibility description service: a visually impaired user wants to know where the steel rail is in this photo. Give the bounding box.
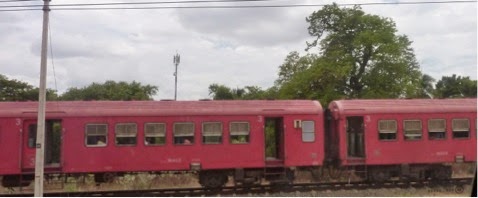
[0,177,473,197]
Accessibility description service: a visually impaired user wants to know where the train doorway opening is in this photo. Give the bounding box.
[22,119,62,169]
[264,117,284,161]
[346,116,365,158]
[46,120,62,167]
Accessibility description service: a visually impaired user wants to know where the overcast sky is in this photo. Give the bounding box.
[0,0,476,100]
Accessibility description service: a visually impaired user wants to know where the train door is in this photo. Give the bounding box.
[346,116,365,158]
[264,117,284,162]
[21,119,62,170]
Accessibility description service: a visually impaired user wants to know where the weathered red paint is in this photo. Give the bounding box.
[328,98,477,166]
[0,100,323,175]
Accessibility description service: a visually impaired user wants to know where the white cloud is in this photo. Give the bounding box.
[362,1,477,80]
[176,7,311,47]
[0,0,476,101]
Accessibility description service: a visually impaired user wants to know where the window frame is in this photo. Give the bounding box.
[378,119,397,141]
[428,119,446,140]
[144,122,166,146]
[202,122,223,145]
[452,118,470,139]
[301,120,315,143]
[403,119,423,141]
[85,123,108,147]
[229,121,250,144]
[28,124,38,148]
[115,123,138,146]
[173,122,195,145]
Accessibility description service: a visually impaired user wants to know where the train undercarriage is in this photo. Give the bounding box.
[2,163,471,189]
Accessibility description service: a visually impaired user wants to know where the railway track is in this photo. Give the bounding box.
[1,177,472,197]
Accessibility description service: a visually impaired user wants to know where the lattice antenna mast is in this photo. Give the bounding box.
[173,52,180,101]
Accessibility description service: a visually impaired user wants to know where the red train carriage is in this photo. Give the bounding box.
[0,100,324,187]
[327,98,477,181]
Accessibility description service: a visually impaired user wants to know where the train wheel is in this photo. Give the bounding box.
[432,166,452,180]
[1,175,32,188]
[94,172,117,183]
[369,169,390,182]
[103,172,117,183]
[199,171,228,188]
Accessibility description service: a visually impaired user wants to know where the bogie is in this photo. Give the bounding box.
[199,171,228,188]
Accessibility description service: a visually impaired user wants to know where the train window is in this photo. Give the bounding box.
[28,124,37,148]
[144,123,166,146]
[428,119,446,140]
[403,120,422,140]
[378,120,397,140]
[452,119,470,139]
[302,121,315,142]
[174,122,194,145]
[115,123,137,146]
[85,124,108,147]
[230,122,250,144]
[202,122,222,144]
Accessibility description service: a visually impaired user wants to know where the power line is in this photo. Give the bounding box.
[0,0,280,8]
[0,8,39,11]
[53,1,478,11]
[0,0,39,2]
[0,0,475,11]
[48,19,58,95]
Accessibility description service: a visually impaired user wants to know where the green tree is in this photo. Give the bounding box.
[416,74,436,98]
[275,51,318,86]
[0,74,57,101]
[262,86,280,100]
[60,80,158,101]
[434,74,477,98]
[208,84,277,100]
[240,86,262,100]
[278,59,348,105]
[283,3,422,104]
[208,84,235,100]
[264,119,277,158]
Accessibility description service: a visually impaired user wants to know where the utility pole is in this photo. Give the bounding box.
[173,52,180,101]
[34,0,50,196]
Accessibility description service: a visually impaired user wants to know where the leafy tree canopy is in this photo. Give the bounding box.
[275,51,318,86]
[208,83,278,100]
[208,84,236,100]
[278,59,348,105]
[278,3,423,105]
[0,74,57,101]
[416,74,436,99]
[60,80,158,101]
[434,74,477,98]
